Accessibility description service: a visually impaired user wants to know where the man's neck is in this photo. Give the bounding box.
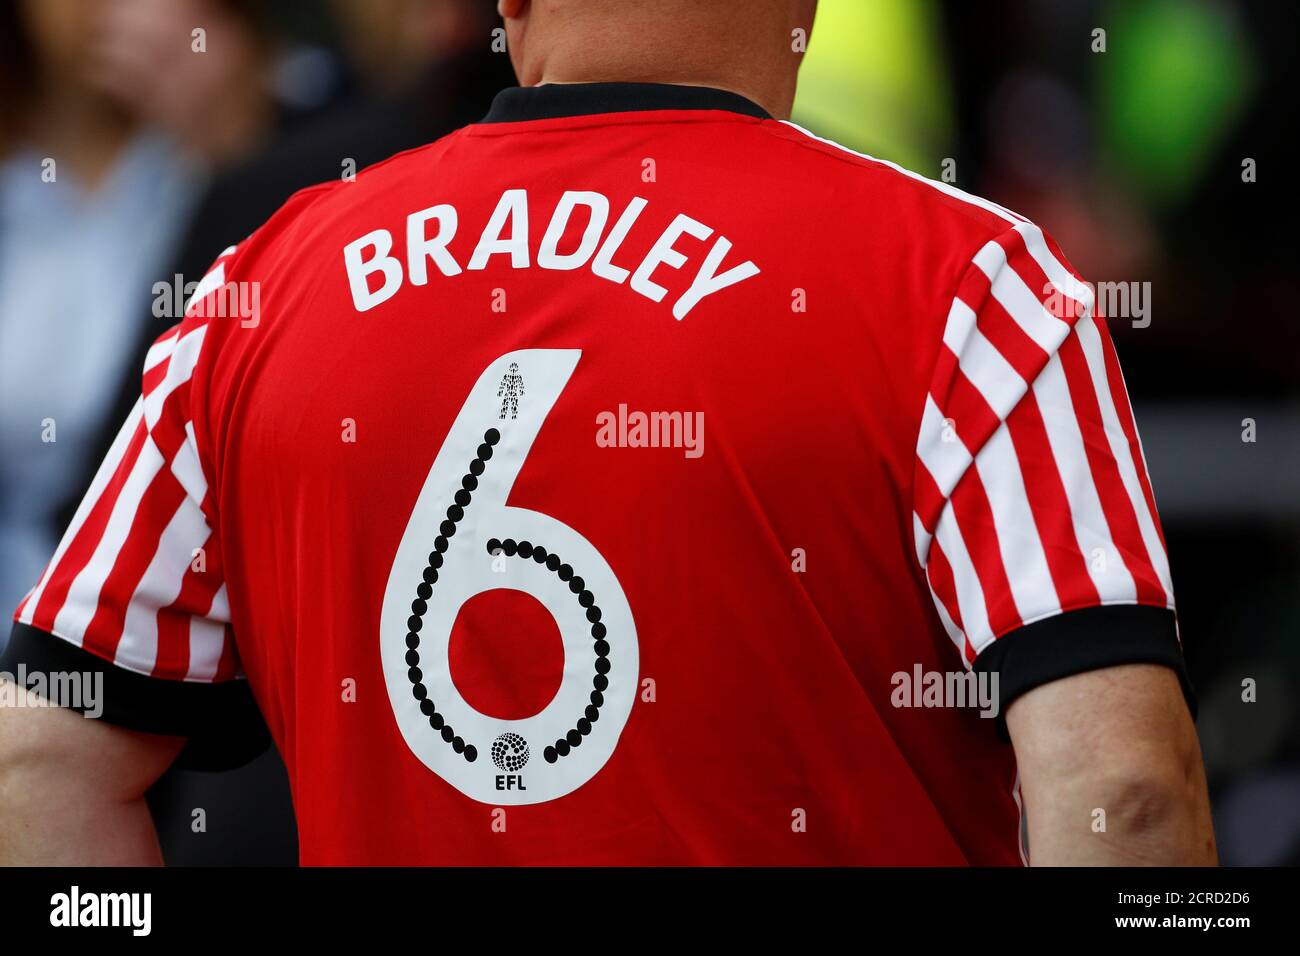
[532,75,784,117]
[529,66,795,120]
[515,12,801,120]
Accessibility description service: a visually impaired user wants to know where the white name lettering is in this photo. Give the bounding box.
[343,189,758,319]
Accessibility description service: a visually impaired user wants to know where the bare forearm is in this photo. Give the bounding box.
[1009,664,1217,867]
[1022,757,1217,865]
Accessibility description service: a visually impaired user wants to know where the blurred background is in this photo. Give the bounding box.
[0,0,1295,865]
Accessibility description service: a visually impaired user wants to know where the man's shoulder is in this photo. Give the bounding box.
[228,128,472,265]
[755,119,1028,249]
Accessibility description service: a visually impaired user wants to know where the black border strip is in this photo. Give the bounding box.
[0,866,1282,938]
[481,82,771,123]
[974,604,1196,742]
[1,622,269,770]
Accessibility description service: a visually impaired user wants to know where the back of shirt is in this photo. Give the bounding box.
[9,84,1190,865]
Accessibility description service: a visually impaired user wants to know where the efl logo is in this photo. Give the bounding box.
[491,732,530,792]
[49,886,151,937]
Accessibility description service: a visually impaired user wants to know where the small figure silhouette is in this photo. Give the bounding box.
[497,362,524,419]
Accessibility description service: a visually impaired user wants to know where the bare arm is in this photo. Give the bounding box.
[1007,663,1215,865]
[0,679,184,866]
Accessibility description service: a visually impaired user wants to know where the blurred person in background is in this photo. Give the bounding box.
[0,0,202,635]
[79,0,514,510]
[52,0,513,865]
[159,0,515,278]
[0,0,319,866]
[86,0,280,167]
[61,0,342,544]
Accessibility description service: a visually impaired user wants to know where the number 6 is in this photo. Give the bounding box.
[381,349,639,804]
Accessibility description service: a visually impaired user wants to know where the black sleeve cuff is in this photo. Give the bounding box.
[973,604,1197,743]
[2,622,269,770]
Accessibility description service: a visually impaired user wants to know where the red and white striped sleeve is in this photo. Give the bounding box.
[913,222,1192,721]
[4,247,265,767]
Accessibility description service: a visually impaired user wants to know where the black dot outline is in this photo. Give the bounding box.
[405,425,612,769]
[484,537,608,765]
[404,427,503,764]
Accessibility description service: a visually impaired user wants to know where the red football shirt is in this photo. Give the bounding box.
[7,83,1191,865]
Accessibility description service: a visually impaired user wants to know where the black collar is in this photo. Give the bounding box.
[481,82,771,123]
